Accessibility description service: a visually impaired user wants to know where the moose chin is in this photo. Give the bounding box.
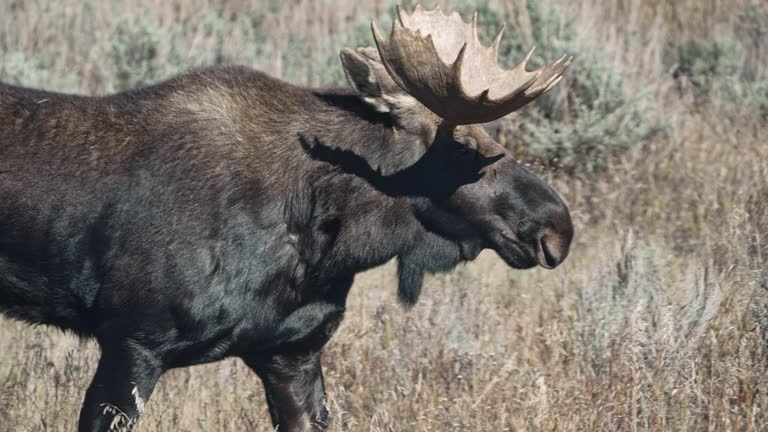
[0,4,573,431]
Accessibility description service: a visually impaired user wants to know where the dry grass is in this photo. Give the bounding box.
[1,0,767,431]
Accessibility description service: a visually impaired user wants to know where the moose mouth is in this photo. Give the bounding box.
[491,227,565,270]
[493,235,538,269]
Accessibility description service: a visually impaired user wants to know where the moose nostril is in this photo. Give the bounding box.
[539,236,560,269]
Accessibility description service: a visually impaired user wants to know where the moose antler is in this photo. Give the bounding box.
[372,5,572,125]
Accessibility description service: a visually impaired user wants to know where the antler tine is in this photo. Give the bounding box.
[491,24,505,58]
[526,54,571,96]
[546,56,573,89]
[545,56,573,92]
[513,47,536,72]
[370,5,572,124]
[525,54,573,97]
[371,18,382,41]
[544,75,565,93]
[452,43,469,81]
[395,4,405,25]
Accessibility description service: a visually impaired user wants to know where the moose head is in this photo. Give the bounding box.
[337,6,574,299]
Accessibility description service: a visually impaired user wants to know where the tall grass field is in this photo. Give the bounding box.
[1,0,767,430]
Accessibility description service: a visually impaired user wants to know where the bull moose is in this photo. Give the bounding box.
[0,5,573,431]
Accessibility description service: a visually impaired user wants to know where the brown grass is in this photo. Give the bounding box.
[1,0,767,431]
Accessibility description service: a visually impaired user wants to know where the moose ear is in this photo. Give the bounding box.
[340,48,394,114]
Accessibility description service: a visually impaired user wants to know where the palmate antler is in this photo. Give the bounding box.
[372,5,572,125]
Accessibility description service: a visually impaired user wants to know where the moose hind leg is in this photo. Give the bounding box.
[78,341,163,432]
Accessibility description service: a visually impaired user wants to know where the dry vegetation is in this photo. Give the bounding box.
[1,0,767,430]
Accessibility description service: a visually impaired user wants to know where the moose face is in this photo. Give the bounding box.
[427,124,574,270]
[340,6,574,270]
[400,122,573,270]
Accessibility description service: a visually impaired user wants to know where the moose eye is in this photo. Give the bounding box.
[454,137,477,156]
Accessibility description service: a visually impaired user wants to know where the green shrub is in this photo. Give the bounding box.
[670,36,768,120]
[0,51,81,92]
[280,3,394,86]
[672,39,739,93]
[734,3,768,82]
[481,0,665,173]
[108,15,185,92]
[744,80,768,120]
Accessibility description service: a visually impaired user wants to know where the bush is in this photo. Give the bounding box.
[671,39,740,94]
[745,80,768,120]
[109,15,185,92]
[480,0,666,173]
[0,51,81,92]
[280,3,394,86]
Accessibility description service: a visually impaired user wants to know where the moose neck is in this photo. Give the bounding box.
[293,88,483,303]
[302,89,425,180]
[301,89,477,197]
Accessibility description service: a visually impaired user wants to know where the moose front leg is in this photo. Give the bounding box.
[78,341,164,432]
[244,281,349,431]
[246,351,329,432]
